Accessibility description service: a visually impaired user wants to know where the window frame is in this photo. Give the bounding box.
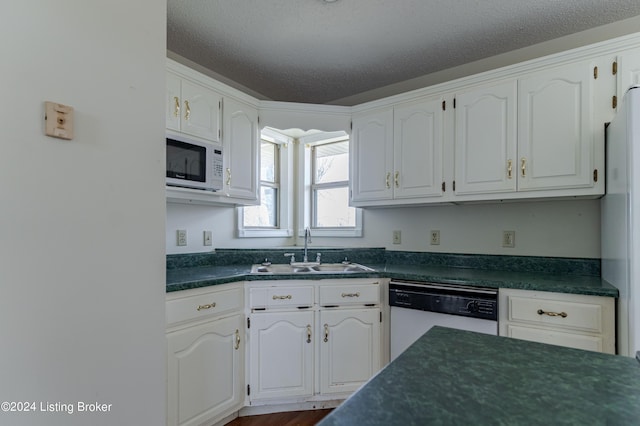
[297,132,363,238]
[237,128,293,238]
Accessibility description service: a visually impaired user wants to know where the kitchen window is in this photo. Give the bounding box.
[237,129,293,237]
[300,132,362,238]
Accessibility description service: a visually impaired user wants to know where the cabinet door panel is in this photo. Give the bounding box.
[455,81,517,195]
[180,79,222,142]
[518,62,593,190]
[393,98,443,199]
[223,98,258,200]
[350,109,394,202]
[249,311,314,401]
[320,309,381,395]
[617,47,640,101]
[505,324,603,352]
[167,314,243,426]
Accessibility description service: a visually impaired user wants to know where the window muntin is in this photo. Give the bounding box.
[243,140,279,228]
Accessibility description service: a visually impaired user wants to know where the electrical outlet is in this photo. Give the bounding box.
[392,230,401,244]
[203,230,212,246]
[177,229,187,246]
[502,230,515,248]
[430,230,440,245]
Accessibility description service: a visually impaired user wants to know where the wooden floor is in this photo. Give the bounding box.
[226,409,333,426]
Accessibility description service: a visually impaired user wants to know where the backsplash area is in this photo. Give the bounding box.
[167,248,600,277]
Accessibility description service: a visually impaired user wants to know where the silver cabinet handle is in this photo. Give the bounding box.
[306,325,312,344]
[235,329,241,350]
[341,292,360,298]
[323,324,329,342]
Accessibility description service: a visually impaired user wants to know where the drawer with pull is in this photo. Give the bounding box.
[166,284,243,327]
[501,289,612,333]
[249,286,314,309]
[319,281,380,306]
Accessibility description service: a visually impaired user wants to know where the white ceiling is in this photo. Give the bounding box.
[167,0,640,105]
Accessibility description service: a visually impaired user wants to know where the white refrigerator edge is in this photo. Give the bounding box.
[602,85,640,357]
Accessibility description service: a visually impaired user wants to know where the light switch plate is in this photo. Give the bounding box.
[45,101,74,140]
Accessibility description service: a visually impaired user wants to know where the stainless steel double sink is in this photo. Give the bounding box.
[250,263,374,274]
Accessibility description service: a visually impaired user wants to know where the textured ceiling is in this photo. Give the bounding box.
[167,0,640,105]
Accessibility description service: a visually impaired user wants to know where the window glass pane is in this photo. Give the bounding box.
[314,140,349,183]
[244,187,278,227]
[314,187,355,227]
[260,141,276,182]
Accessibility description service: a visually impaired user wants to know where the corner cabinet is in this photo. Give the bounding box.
[166,283,245,426]
[222,97,259,202]
[350,96,444,207]
[246,279,383,405]
[499,288,615,354]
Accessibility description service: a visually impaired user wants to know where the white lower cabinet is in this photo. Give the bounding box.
[246,279,383,405]
[166,284,244,426]
[248,311,315,401]
[499,288,615,354]
[319,308,381,395]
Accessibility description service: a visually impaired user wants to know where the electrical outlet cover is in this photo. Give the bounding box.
[502,230,515,248]
[430,230,440,245]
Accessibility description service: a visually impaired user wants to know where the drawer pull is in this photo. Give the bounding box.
[306,325,312,344]
[235,329,241,350]
[537,309,567,318]
[196,302,216,311]
[273,295,292,300]
[341,292,360,298]
[324,324,329,342]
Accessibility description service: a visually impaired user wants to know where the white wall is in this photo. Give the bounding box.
[0,3,166,426]
[167,199,601,258]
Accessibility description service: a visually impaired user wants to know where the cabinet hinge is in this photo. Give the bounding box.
[247,384,250,396]
[350,121,353,130]
[442,182,445,192]
[380,312,382,323]
[442,100,446,111]
[453,98,456,109]
[593,66,598,79]
[593,169,598,183]
[219,129,222,139]
[612,61,618,75]
[453,180,456,191]
[613,95,618,109]
[247,317,250,329]
[257,116,260,124]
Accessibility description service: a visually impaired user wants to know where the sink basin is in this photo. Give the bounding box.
[250,263,373,274]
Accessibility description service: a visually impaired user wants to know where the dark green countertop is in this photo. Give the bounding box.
[166,263,618,297]
[318,327,640,426]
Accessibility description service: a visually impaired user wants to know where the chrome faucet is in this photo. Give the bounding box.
[303,227,311,263]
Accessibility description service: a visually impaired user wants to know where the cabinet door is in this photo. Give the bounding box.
[166,72,182,132]
[223,97,259,201]
[350,108,394,203]
[393,98,444,199]
[319,309,381,395]
[454,80,517,195]
[617,47,640,101]
[180,79,222,142]
[167,314,244,426]
[249,311,314,401]
[518,61,593,191]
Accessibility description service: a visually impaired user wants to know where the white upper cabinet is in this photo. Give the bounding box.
[350,97,444,206]
[517,61,594,192]
[166,71,222,143]
[454,81,517,195]
[350,108,394,203]
[222,97,259,202]
[393,98,444,199]
[617,47,640,101]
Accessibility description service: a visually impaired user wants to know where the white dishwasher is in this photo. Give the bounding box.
[389,280,498,360]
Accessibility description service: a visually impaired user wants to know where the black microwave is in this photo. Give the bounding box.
[166,134,223,191]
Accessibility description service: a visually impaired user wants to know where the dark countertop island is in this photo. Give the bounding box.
[318,327,640,426]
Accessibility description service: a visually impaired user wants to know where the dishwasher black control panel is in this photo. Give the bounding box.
[389,281,498,321]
